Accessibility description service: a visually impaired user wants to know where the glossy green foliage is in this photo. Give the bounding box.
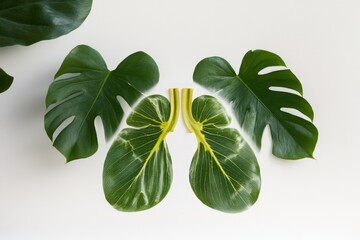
[103,89,180,211]
[194,50,318,159]
[182,89,260,213]
[0,68,13,93]
[45,45,159,162]
[0,0,92,47]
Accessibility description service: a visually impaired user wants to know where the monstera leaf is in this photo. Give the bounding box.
[45,45,159,161]
[0,68,13,93]
[194,50,318,160]
[0,0,92,47]
[182,89,260,213]
[103,89,180,211]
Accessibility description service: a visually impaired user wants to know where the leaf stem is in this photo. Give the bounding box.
[168,88,180,132]
[182,88,196,133]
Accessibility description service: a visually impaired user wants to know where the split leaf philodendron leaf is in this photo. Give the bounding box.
[182,89,261,213]
[0,68,13,93]
[0,0,92,47]
[103,89,180,212]
[45,45,159,162]
[193,50,318,160]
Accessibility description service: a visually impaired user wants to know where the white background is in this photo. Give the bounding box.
[1,0,359,239]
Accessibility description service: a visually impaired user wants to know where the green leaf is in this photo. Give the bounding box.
[193,50,318,160]
[45,45,159,162]
[182,89,260,213]
[0,68,13,93]
[0,0,92,47]
[103,89,180,212]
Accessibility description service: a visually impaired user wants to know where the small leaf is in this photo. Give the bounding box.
[182,89,261,213]
[193,50,318,159]
[103,89,180,212]
[0,68,13,93]
[45,45,159,162]
[0,0,92,47]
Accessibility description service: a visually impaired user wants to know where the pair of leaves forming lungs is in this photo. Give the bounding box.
[103,88,260,213]
[45,45,159,161]
[46,49,317,213]
[0,0,93,47]
[194,50,318,160]
[0,68,13,93]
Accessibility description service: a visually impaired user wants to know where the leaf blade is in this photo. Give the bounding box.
[182,89,261,213]
[44,45,159,161]
[194,50,318,159]
[0,0,92,47]
[103,89,179,211]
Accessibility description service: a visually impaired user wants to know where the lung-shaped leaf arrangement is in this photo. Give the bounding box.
[103,89,180,211]
[182,89,261,213]
[0,0,92,47]
[0,68,13,93]
[194,50,318,159]
[45,45,159,161]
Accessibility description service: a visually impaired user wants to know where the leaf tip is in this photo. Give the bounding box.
[0,68,14,93]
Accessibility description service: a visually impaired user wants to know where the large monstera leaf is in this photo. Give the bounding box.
[103,89,180,212]
[194,50,318,160]
[182,89,260,213]
[0,68,13,93]
[45,45,159,162]
[0,0,92,47]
